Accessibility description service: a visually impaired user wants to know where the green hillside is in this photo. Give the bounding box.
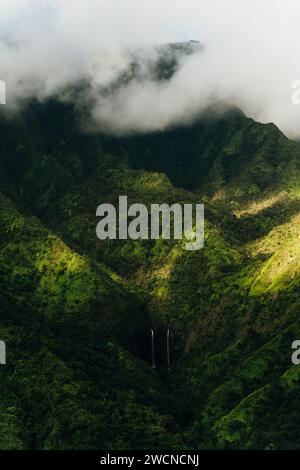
[1,100,300,449]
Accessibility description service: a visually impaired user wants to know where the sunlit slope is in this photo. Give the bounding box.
[1,100,300,449]
[0,193,184,449]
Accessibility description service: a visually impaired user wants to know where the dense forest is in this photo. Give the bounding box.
[0,93,300,449]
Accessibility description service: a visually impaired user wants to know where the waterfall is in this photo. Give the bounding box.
[151,329,156,369]
[166,327,170,370]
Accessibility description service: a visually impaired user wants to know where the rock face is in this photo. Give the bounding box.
[1,98,300,449]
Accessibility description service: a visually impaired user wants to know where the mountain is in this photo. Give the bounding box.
[0,98,300,449]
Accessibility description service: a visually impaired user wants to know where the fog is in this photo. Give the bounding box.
[1,0,300,137]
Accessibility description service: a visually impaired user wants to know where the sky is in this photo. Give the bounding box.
[1,0,300,136]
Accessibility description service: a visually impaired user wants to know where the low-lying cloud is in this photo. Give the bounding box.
[1,0,300,137]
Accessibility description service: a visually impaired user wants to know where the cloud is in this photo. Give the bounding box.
[1,0,300,137]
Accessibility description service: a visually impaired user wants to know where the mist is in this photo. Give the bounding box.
[1,0,300,137]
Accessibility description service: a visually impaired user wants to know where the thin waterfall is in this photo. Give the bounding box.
[166,327,170,370]
[151,329,156,369]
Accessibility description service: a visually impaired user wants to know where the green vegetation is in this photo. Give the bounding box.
[1,100,300,449]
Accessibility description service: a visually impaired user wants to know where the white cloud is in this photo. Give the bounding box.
[1,0,300,136]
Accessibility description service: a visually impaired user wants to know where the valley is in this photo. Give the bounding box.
[0,101,300,449]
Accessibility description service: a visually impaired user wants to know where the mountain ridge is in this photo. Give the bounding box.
[1,99,300,448]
